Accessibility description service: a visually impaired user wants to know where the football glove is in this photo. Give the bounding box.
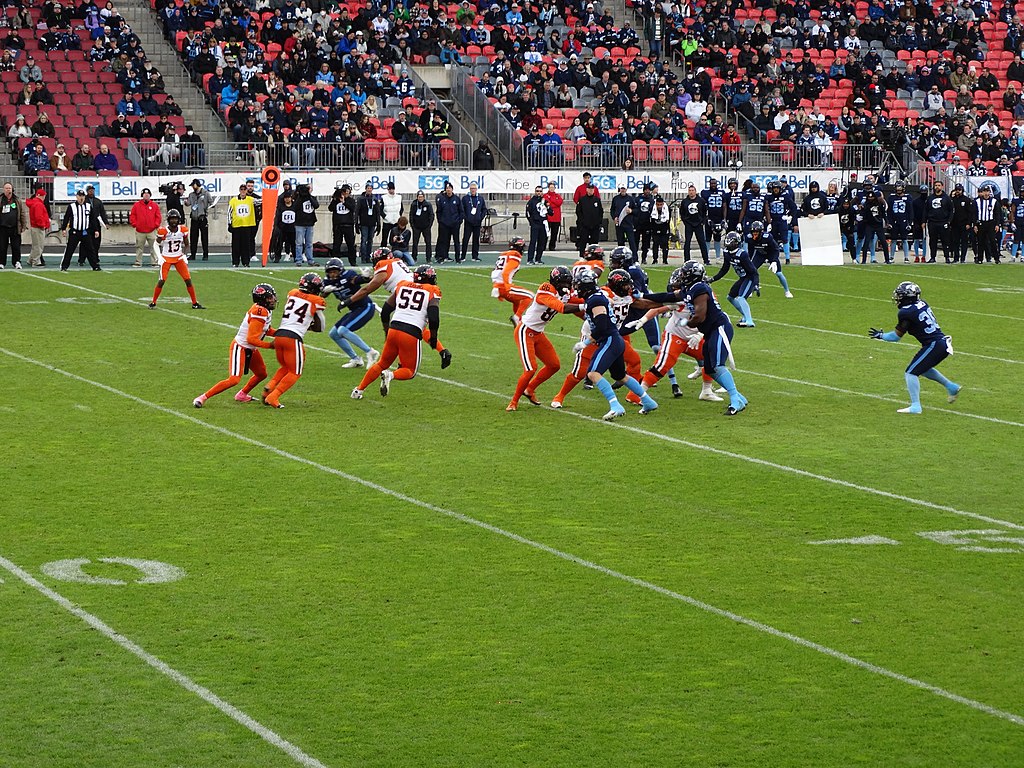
[439,348,452,369]
[869,327,885,339]
[754,285,761,297]
[359,267,373,278]
[768,262,778,273]
[687,333,702,350]
[490,287,500,298]
[572,341,586,353]
[624,317,647,331]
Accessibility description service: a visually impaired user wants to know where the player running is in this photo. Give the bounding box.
[708,231,759,327]
[869,281,961,414]
[149,210,204,310]
[571,269,657,420]
[491,236,534,321]
[262,272,326,409]
[321,257,381,369]
[507,266,582,411]
[193,283,276,408]
[745,221,793,300]
[647,261,747,415]
[351,265,453,400]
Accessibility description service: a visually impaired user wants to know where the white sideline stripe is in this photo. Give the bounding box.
[24,272,1024,512]
[3,345,1023,731]
[0,551,330,768]
[788,286,1024,323]
[448,268,1024,366]
[881,268,1024,289]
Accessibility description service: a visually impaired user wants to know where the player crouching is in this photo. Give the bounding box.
[150,210,204,309]
[262,272,326,409]
[352,265,452,400]
[194,283,276,408]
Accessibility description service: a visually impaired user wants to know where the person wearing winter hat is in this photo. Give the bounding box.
[26,185,50,267]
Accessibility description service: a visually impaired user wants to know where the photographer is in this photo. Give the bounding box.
[186,178,213,261]
[162,181,185,219]
[331,184,357,266]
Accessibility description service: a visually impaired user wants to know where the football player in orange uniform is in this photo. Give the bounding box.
[570,243,606,279]
[262,272,326,409]
[507,266,583,411]
[193,283,277,408]
[149,210,204,310]
[491,236,534,321]
[351,265,452,400]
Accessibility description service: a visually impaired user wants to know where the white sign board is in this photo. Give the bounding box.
[798,215,845,266]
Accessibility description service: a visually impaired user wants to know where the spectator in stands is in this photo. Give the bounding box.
[26,186,49,268]
[150,126,181,166]
[50,143,71,172]
[138,90,160,117]
[8,114,31,142]
[472,139,494,170]
[24,142,50,176]
[0,51,16,73]
[31,112,55,140]
[71,144,95,173]
[129,189,161,268]
[116,92,142,117]
[93,144,119,172]
[19,55,41,84]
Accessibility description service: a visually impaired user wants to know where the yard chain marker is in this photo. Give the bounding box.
[3,345,1024,730]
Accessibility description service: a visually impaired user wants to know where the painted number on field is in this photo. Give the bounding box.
[54,297,120,305]
[977,287,1024,294]
[916,530,1024,553]
[40,557,186,585]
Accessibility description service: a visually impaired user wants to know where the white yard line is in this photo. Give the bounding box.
[21,269,1024,504]
[0,552,330,768]
[3,344,1023,730]
[881,267,1024,289]
[781,286,1024,323]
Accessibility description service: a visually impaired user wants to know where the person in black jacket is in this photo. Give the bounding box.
[356,182,383,264]
[972,184,1003,264]
[460,182,487,262]
[293,183,319,266]
[649,196,672,265]
[610,185,636,254]
[948,183,976,264]
[83,185,108,264]
[434,181,462,263]
[331,184,357,266]
[574,184,603,258]
[525,186,549,264]
[633,185,655,263]
[410,190,434,262]
[472,140,495,170]
[924,181,953,263]
[679,185,710,265]
[273,191,297,263]
[857,188,887,264]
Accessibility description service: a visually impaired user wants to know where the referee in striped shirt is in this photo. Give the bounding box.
[60,190,100,271]
[973,185,1004,264]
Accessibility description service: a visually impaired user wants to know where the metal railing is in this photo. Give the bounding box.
[523,141,899,171]
[128,140,472,172]
[449,66,523,169]
[403,65,477,154]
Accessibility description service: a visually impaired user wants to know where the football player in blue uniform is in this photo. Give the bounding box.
[1009,192,1024,262]
[869,281,961,414]
[887,180,914,264]
[724,177,744,232]
[647,261,747,415]
[739,181,769,233]
[322,257,380,368]
[575,269,658,420]
[746,221,793,298]
[766,180,800,264]
[709,231,759,327]
[701,179,727,261]
[610,245,682,397]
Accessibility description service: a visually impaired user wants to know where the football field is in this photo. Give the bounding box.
[2,259,1023,767]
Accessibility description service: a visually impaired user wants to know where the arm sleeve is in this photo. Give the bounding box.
[591,311,613,337]
[644,290,681,304]
[426,303,440,347]
[380,299,394,330]
[246,317,274,348]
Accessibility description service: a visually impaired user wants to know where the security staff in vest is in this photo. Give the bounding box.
[227,183,258,267]
[680,184,710,265]
[973,184,1003,264]
[924,180,952,264]
[633,184,655,263]
[186,178,213,261]
[460,182,487,262]
[434,181,463,263]
[574,184,603,258]
[331,184,357,266]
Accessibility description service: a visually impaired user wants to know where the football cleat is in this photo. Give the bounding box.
[947,384,962,403]
[148,302,156,309]
[252,283,277,308]
[350,388,363,400]
[525,391,541,406]
[672,384,683,398]
[379,369,394,397]
[366,348,381,366]
[505,402,517,411]
[583,379,594,390]
[699,390,724,402]
[192,303,206,310]
[550,400,563,408]
[897,405,923,414]
[602,404,626,421]
[784,291,794,299]
[725,405,746,416]
[687,365,702,380]
[342,357,364,368]
[638,395,658,415]
[439,348,452,369]
[737,321,755,327]
[192,395,206,408]
[234,391,255,402]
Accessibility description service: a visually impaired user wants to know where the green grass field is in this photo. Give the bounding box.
[2,258,1023,767]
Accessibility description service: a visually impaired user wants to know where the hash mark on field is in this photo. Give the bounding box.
[4,346,1024,730]
[0,551,330,768]
[72,404,92,412]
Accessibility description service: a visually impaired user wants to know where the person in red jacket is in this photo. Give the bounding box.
[722,124,742,159]
[129,188,162,268]
[543,182,563,251]
[25,186,50,268]
[572,172,593,204]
